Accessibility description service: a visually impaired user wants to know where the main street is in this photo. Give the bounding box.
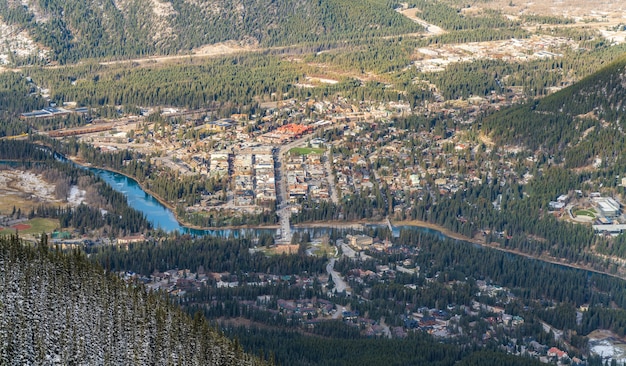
[324,149,339,204]
[273,123,346,244]
[273,132,331,244]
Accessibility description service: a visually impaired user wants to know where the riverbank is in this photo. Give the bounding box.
[293,220,384,230]
[53,158,626,280]
[71,160,386,232]
[70,157,177,208]
[68,157,280,231]
[391,219,482,243]
[394,218,626,281]
[302,217,626,281]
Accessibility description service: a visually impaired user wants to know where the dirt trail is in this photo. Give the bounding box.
[398,8,446,36]
[98,42,255,67]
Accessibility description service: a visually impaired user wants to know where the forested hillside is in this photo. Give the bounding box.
[483,54,626,154]
[0,0,420,64]
[0,235,268,365]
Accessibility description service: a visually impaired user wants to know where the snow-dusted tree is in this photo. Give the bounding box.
[0,235,269,366]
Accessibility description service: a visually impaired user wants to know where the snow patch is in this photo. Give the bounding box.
[0,18,48,65]
[589,337,626,364]
[0,170,57,201]
[67,186,86,207]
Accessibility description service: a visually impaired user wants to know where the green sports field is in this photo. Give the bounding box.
[0,218,59,236]
[288,147,325,156]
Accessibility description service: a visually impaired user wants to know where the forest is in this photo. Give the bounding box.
[483,54,626,152]
[92,234,326,276]
[223,327,546,366]
[0,0,420,64]
[0,234,268,365]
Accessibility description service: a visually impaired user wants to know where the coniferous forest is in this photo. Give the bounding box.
[0,235,268,365]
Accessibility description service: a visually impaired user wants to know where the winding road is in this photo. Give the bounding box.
[326,258,349,294]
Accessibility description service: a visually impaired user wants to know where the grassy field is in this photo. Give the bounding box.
[0,194,41,216]
[574,209,596,218]
[0,218,59,236]
[268,244,300,255]
[288,147,325,156]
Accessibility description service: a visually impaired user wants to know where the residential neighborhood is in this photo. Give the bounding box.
[119,228,595,365]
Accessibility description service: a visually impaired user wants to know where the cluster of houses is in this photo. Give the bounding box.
[71,90,527,222]
[116,229,598,365]
[129,269,323,297]
[209,151,230,178]
[138,268,208,296]
[276,298,335,320]
[328,121,499,216]
[404,308,455,338]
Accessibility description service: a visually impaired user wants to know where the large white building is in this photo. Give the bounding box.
[595,197,621,217]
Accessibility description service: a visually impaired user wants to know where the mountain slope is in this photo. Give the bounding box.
[0,0,421,64]
[483,54,626,155]
[0,235,268,365]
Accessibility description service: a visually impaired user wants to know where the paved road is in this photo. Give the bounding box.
[338,241,356,258]
[324,149,339,204]
[276,135,315,196]
[540,321,563,341]
[274,123,346,208]
[326,258,348,293]
[379,317,392,339]
[396,265,416,274]
[273,124,346,244]
[398,8,446,36]
[276,207,293,244]
[273,135,314,243]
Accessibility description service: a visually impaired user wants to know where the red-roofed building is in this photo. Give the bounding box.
[547,347,568,360]
[276,124,313,137]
